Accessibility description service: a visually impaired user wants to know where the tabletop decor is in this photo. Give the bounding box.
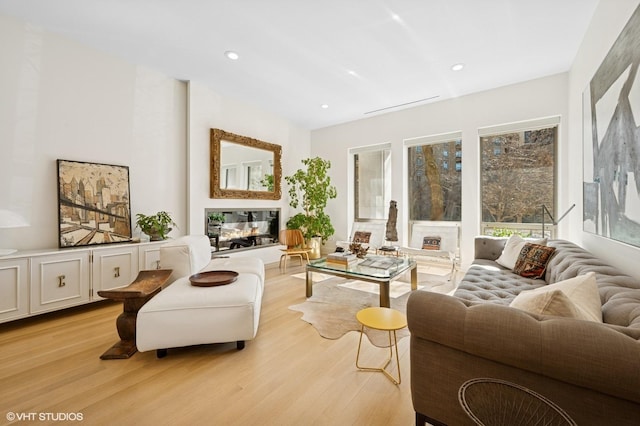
[349,242,368,258]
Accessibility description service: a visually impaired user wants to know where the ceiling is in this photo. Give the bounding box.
[0,0,599,130]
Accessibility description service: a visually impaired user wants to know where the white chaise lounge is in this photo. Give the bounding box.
[136,235,265,357]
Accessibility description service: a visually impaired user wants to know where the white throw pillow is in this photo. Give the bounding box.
[495,235,547,270]
[509,272,602,322]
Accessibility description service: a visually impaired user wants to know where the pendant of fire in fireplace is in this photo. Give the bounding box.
[204,208,280,253]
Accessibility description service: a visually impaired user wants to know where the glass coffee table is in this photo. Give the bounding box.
[305,255,417,308]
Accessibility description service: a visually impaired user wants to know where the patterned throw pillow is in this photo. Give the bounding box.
[422,236,442,250]
[353,231,371,244]
[513,243,556,279]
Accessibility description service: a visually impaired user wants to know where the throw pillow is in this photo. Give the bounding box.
[422,236,441,250]
[509,272,602,322]
[512,243,556,279]
[353,231,371,244]
[495,235,547,269]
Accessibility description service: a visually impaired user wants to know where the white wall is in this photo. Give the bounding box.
[0,13,312,266]
[311,73,569,267]
[567,0,640,278]
[186,81,310,264]
[0,14,187,251]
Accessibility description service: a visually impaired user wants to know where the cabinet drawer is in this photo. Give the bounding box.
[139,244,161,270]
[0,258,29,322]
[30,252,90,314]
[93,246,138,297]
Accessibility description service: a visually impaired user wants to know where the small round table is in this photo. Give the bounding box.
[355,307,407,385]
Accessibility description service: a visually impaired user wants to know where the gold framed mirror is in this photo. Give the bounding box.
[210,129,282,200]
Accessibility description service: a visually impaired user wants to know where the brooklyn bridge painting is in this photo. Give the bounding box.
[57,159,132,248]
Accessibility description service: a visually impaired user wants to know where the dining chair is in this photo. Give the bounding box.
[279,229,311,272]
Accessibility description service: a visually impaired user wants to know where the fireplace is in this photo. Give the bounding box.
[205,208,280,253]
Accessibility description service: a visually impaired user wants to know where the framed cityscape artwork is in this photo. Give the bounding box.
[582,4,640,248]
[57,159,132,248]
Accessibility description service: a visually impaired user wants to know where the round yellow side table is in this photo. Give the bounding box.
[355,307,408,385]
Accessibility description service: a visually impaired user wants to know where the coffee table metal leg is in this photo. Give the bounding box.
[380,282,390,308]
[411,265,418,291]
[306,268,313,297]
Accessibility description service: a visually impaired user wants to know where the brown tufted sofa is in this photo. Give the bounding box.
[407,237,640,426]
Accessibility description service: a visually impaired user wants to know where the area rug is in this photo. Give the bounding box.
[337,280,424,298]
[291,272,334,282]
[289,278,417,347]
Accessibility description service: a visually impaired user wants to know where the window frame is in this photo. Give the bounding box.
[478,116,560,238]
[351,143,392,222]
[404,131,463,224]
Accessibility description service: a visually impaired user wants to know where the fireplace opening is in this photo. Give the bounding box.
[205,208,280,253]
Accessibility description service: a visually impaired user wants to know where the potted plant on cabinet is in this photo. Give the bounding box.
[284,157,337,259]
[135,211,177,241]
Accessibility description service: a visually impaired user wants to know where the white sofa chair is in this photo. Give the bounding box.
[336,221,387,253]
[400,222,460,281]
[136,235,265,357]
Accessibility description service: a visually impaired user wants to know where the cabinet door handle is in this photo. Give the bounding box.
[155,260,161,270]
[58,275,66,287]
[114,266,120,278]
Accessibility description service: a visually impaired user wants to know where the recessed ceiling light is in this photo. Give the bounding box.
[225,51,239,60]
[321,104,329,109]
[451,63,465,71]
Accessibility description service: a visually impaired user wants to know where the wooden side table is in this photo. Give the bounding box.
[98,269,173,360]
[355,307,407,384]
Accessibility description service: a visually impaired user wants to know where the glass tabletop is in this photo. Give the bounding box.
[308,255,415,280]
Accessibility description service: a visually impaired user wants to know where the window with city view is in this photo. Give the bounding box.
[407,137,462,221]
[480,122,557,237]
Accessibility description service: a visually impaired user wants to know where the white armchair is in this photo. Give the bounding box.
[400,223,460,281]
[336,221,387,253]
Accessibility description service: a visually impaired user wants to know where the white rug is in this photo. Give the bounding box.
[291,272,334,283]
[337,280,424,298]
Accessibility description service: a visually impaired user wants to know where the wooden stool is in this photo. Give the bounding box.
[355,307,407,384]
[97,269,172,359]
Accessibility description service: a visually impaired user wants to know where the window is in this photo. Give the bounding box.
[480,117,558,237]
[406,133,462,222]
[353,145,391,220]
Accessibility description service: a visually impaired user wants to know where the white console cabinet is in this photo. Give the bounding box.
[30,250,91,314]
[0,258,29,322]
[0,241,165,323]
[92,245,139,298]
[138,243,162,270]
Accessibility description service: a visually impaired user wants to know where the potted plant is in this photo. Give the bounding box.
[284,157,337,258]
[207,212,226,225]
[135,211,177,241]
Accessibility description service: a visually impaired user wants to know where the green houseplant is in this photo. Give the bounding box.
[207,212,226,225]
[135,211,177,241]
[284,157,337,253]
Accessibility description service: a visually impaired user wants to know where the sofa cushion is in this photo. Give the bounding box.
[495,235,546,269]
[160,235,213,284]
[545,240,640,328]
[422,236,442,250]
[512,243,556,279]
[510,272,602,322]
[353,231,371,243]
[454,261,545,305]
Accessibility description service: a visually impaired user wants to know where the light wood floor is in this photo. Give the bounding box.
[0,264,417,426]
